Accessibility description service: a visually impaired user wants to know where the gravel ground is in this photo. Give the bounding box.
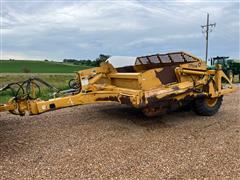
[0,91,239,179]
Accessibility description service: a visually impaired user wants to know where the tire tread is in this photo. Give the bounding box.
[193,96,223,116]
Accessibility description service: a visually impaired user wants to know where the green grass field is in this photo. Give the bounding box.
[0,60,93,104]
[0,73,76,103]
[0,60,92,73]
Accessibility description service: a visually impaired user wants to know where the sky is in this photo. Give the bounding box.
[0,0,239,61]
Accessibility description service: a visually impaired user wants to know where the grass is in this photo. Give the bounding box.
[0,73,75,104]
[0,60,92,73]
[0,60,93,104]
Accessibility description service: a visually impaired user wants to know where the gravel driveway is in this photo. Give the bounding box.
[0,91,239,179]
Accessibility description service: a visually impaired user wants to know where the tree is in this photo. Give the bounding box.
[95,54,110,66]
[62,54,111,67]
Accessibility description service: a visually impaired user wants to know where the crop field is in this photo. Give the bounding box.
[0,60,92,73]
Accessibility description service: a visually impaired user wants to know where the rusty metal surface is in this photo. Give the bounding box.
[154,65,178,84]
[136,51,199,66]
[96,96,118,102]
[119,96,132,106]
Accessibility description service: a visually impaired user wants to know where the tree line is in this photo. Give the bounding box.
[63,54,110,66]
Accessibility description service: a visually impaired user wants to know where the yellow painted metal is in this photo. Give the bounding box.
[204,97,218,107]
[109,73,139,79]
[0,51,237,116]
[181,69,207,75]
[0,103,15,112]
[140,69,163,90]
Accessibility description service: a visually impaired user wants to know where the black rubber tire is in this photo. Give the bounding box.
[68,79,80,89]
[193,96,223,116]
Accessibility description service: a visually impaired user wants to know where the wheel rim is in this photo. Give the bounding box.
[204,97,218,107]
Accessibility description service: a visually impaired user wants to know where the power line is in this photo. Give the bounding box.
[201,13,216,62]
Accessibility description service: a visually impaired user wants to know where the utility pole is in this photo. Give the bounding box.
[201,13,216,62]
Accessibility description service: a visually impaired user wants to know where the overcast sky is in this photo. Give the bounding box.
[1,0,239,61]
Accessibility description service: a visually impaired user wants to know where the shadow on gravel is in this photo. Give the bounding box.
[98,104,195,129]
